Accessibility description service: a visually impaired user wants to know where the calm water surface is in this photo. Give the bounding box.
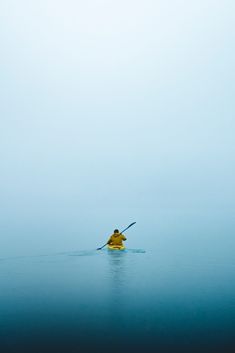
[0,212,235,353]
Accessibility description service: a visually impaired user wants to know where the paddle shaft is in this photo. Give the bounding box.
[97,222,136,250]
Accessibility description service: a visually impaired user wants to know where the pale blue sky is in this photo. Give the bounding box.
[0,0,235,254]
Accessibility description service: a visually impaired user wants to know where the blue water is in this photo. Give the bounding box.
[1,211,235,353]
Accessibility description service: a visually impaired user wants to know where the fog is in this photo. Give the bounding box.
[1,0,235,256]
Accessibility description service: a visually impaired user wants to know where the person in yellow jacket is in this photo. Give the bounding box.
[107,229,127,246]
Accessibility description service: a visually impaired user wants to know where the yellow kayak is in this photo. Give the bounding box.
[107,244,126,251]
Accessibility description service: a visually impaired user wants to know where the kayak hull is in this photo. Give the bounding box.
[107,244,126,251]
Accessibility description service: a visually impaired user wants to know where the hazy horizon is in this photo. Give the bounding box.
[1,0,235,256]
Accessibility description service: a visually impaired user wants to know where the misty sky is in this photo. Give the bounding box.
[0,1,235,254]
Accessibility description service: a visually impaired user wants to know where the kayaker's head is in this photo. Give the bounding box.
[114,229,119,234]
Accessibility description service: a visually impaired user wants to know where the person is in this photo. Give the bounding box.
[107,229,127,246]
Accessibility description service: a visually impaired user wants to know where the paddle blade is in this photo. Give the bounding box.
[120,222,136,234]
[97,243,107,250]
[128,222,136,228]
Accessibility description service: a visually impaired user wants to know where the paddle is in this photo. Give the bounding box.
[97,222,136,250]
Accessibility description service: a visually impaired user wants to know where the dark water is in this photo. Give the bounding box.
[1,239,235,353]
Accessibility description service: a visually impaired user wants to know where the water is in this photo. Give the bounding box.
[1,210,235,353]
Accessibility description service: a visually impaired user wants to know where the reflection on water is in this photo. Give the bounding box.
[107,250,127,326]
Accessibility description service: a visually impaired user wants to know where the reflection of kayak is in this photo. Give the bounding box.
[107,244,125,251]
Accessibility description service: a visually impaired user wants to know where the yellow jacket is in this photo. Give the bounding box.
[107,233,126,246]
